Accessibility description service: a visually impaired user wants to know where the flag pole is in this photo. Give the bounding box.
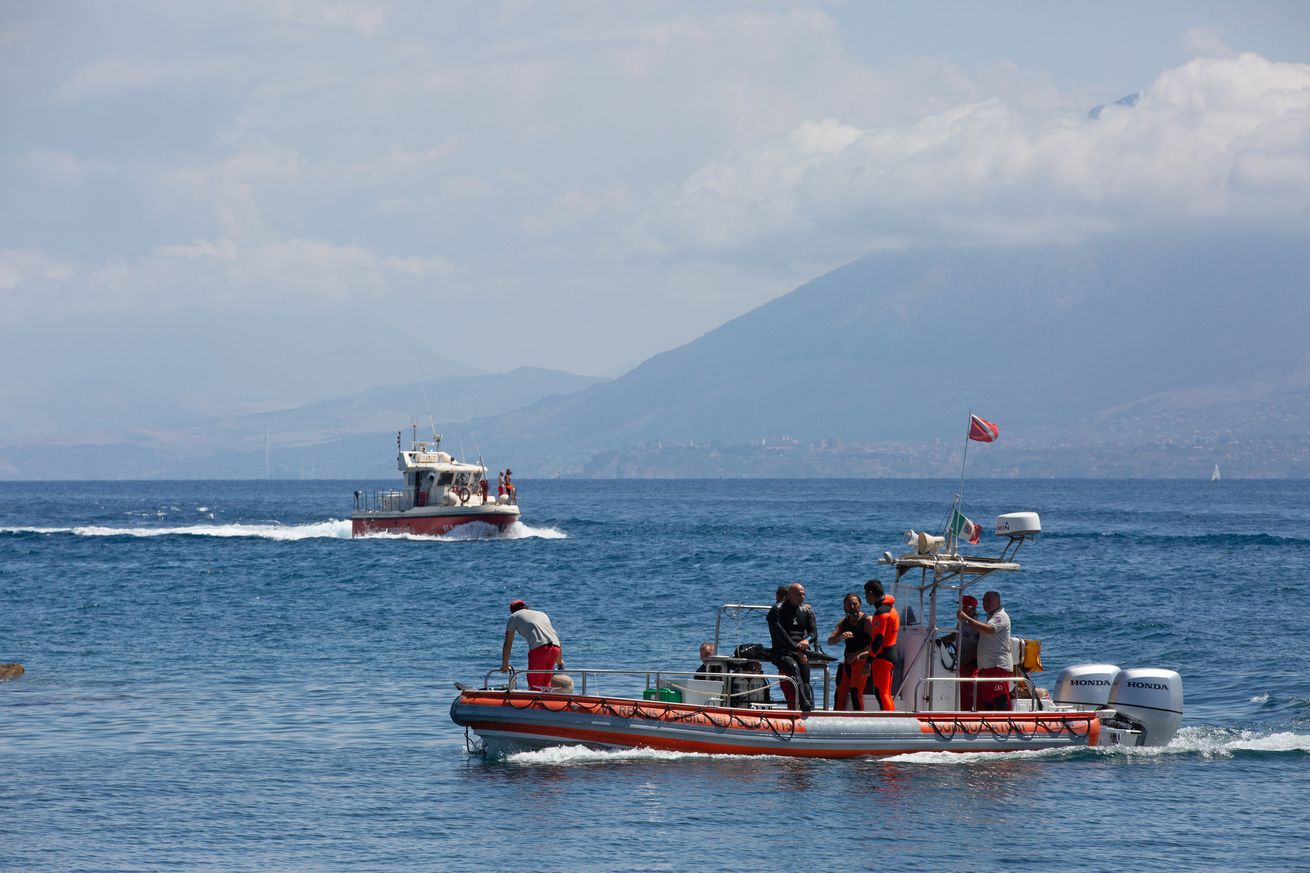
[955,410,972,554]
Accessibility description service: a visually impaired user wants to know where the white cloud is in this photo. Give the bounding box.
[440,175,497,200]
[0,238,454,325]
[6,3,1310,383]
[1181,27,1235,59]
[21,148,109,184]
[519,186,638,238]
[652,53,1310,256]
[0,249,75,291]
[58,55,239,99]
[268,1,386,37]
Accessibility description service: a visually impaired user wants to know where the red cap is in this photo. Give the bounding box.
[509,599,527,612]
[961,595,978,609]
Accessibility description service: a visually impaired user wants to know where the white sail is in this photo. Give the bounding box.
[1211,464,1221,481]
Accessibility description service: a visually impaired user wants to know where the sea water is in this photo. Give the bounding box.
[1,479,1307,870]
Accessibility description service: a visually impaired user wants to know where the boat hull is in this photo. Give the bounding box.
[352,505,520,537]
[450,690,1100,758]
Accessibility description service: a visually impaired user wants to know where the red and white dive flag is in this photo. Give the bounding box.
[968,414,1000,443]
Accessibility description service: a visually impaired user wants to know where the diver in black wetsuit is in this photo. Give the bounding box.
[767,582,817,712]
[827,592,873,710]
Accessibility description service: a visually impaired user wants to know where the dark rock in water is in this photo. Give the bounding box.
[0,663,24,681]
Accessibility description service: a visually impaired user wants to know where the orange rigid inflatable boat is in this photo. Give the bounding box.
[452,508,1183,759]
[451,688,1101,757]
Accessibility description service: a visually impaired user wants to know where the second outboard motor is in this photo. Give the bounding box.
[1107,667,1184,747]
[1052,663,1120,708]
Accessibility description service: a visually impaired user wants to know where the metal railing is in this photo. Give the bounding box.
[354,490,410,513]
[354,488,501,513]
[910,675,1039,713]
[710,604,834,709]
[482,666,800,709]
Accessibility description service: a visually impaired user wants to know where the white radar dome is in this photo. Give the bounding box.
[995,512,1041,537]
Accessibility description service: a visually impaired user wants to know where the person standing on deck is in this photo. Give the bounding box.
[767,583,817,712]
[827,592,873,710]
[863,580,901,711]
[958,590,1012,710]
[500,600,563,691]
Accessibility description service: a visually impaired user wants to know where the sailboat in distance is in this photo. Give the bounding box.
[1212,464,1221,482]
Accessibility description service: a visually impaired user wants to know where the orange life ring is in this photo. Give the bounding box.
[456,486,470,504]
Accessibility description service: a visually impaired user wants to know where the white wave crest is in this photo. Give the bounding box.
[1249,691,1270,704]
[0,520,353,540]
[1133,725,1310,758]
[505,745,755,766]
[494,521,567,540]
[497,728,1310,766]
[356,520,568,542]
[884,746,1076,765]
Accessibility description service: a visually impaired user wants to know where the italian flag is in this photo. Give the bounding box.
[950,509,982,545]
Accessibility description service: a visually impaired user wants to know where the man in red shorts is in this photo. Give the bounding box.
[500,599,564,691]
[957,590,1012,710]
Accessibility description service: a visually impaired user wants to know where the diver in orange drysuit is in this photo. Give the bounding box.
[863,579,901,711]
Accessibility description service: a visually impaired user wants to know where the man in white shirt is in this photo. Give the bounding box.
[957,590,1012,711]
[500,599,563,691]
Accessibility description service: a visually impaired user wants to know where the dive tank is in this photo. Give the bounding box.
[1052,664,1120,708]
[1107,667,1184,747]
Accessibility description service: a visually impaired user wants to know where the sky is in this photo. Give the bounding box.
[2,1,1309,437]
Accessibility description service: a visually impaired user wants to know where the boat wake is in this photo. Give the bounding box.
[884,746,1077,765]
[504,746,759,766]
[0,520,353,540]
[0,519,568,542]
[1116,725,1310,758]
[497,726,1310,767]
[882,726,1310,764]
[357,521,568,541]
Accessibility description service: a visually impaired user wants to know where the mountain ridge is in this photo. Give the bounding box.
[2,232,1307,479]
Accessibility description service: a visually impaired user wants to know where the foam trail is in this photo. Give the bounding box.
[1128,725,1310,758]
[506,746,757,766]
[0,520,353,540]
[356,521,568,541]
[473,521,567,540]
[884,746,1076,765]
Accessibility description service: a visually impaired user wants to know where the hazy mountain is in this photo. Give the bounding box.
[470,233,1310,474]
[0,367,604,479]
[4,233,1307,479]
[0,306,482,441]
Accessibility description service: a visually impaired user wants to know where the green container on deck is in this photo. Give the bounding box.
[643,686,683,703]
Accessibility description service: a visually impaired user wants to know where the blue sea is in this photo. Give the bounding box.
[2,479,1307,871]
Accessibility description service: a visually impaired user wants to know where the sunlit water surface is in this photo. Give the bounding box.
[2,479,1307,870]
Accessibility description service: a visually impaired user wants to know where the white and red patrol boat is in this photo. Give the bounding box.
[351,430,520,537]
[451,508,1184,757]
